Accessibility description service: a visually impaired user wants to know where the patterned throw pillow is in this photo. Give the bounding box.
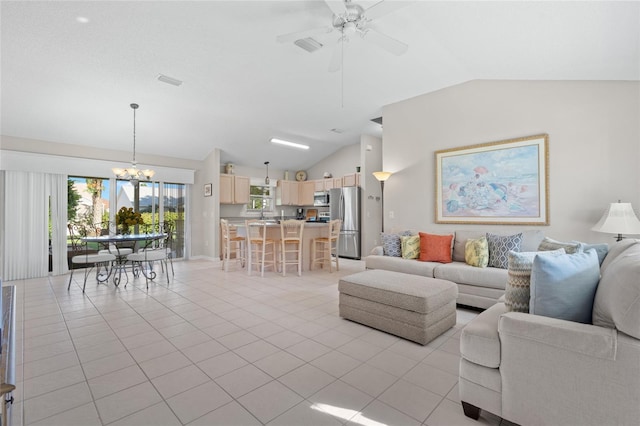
[505,249,565,312]
[486,232,523,269]
[537,237,581,254]
[401,235,420,259]
[418,232,454,263]
[381,231,412,257]
[465,236,489,268]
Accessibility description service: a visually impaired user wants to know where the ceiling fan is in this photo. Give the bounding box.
[277,0,409,72]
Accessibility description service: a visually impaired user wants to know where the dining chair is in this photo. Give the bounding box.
[245,219,277,277]
[127,233,171,288]
[311,219,341,272]
[279,219,305,276]
[221,219,246,272]
[67,225,116,293]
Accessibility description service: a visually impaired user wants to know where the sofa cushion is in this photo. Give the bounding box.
[419,232,453,263]
[381,231,412,257]
[486,233,523,269]
[600,239,639,275]
[401,235,420,260]
[365,255,438,278]
[465,236,489,268]
[505,249,565,313]
[434,262,508,290]
[530,250,600,324]
[452,230,544,262]
[537,236,581,254]
[592,242,640,338]
[461,302,508,368]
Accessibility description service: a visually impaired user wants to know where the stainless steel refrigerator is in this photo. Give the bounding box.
[329,187,361,259]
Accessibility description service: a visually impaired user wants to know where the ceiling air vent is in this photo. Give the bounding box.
[294,38,323,53]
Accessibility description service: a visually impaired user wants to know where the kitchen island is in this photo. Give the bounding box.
[224,220,332,273]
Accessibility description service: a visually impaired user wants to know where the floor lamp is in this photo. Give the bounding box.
[373,171,393,233]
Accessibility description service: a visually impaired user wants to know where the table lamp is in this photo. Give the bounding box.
[591,201,640,241]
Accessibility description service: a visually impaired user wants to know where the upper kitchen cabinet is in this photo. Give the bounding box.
[299,181,315,206]
[313,178,342,191]
[342,173,360,187]
[220,174,250,204]
[277,180,299,206]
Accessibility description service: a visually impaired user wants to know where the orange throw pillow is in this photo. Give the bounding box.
[419,232,454,263]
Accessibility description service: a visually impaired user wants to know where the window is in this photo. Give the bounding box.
[248,185,274,212]
[68,177,187,260]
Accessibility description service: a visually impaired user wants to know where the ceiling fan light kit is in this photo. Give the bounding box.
[276,0,408,73]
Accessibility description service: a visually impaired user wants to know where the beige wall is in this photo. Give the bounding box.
[382,80,640,243]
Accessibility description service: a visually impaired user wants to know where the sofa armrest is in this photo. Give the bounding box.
[498,313,640,426]
[499,312,617,360]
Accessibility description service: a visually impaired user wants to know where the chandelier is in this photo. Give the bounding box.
[112,103,155,183]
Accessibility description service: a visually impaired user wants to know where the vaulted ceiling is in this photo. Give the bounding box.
[2,1,638,171]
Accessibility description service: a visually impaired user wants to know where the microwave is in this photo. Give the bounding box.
[313,191,329,206]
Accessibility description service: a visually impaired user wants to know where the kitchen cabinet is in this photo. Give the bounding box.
[342,173,360,187]
[277,180,299,206]
[314,178,340,191]
[299,181,315,206]
[220,174,250,204]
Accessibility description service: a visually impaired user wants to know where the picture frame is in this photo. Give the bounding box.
[204,183,212,197]
[435,134,549,225]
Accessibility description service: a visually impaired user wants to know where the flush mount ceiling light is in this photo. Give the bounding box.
[112,103,155,184]
[157,74,183,86]
[270,138,310,150]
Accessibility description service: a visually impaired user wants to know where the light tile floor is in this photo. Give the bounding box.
[8,259,509,425]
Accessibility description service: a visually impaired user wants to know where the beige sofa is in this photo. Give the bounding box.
[365,230,545,309]
[459,239,640,425]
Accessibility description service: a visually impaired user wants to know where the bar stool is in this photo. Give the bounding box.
[245,219,277,276]
[221,219,245,271]
[279,219,305,276]
[311,219,341,272]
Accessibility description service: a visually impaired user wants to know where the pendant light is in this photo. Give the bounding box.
[112,103,155,184]
[264,161,270,185]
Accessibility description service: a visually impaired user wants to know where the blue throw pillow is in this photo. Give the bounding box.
[530,249,601,324]
[574,241,609,265]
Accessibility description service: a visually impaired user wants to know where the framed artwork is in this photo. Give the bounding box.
[204,183,212,197]
[435,134,549,225]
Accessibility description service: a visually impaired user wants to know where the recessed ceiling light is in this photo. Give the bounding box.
[270,138,309,150]
[157,74,183,87]
[330,128,344,134]
[76,16,90,24]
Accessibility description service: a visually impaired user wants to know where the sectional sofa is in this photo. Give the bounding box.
[459,239,640,425]
[365,230,545,309]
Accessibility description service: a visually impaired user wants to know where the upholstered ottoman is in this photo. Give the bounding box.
[339,269,458,345]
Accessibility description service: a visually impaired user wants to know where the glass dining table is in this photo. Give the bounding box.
[82,233,167,286]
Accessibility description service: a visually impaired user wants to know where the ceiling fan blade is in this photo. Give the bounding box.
[276,26,333,43]
[328,38,343,72]
[324,0,347,16]
[363,0,411,21]
[361,27,408,56]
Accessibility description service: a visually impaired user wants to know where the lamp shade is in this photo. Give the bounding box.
[591,202,640,235]
[372,171,393,182]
